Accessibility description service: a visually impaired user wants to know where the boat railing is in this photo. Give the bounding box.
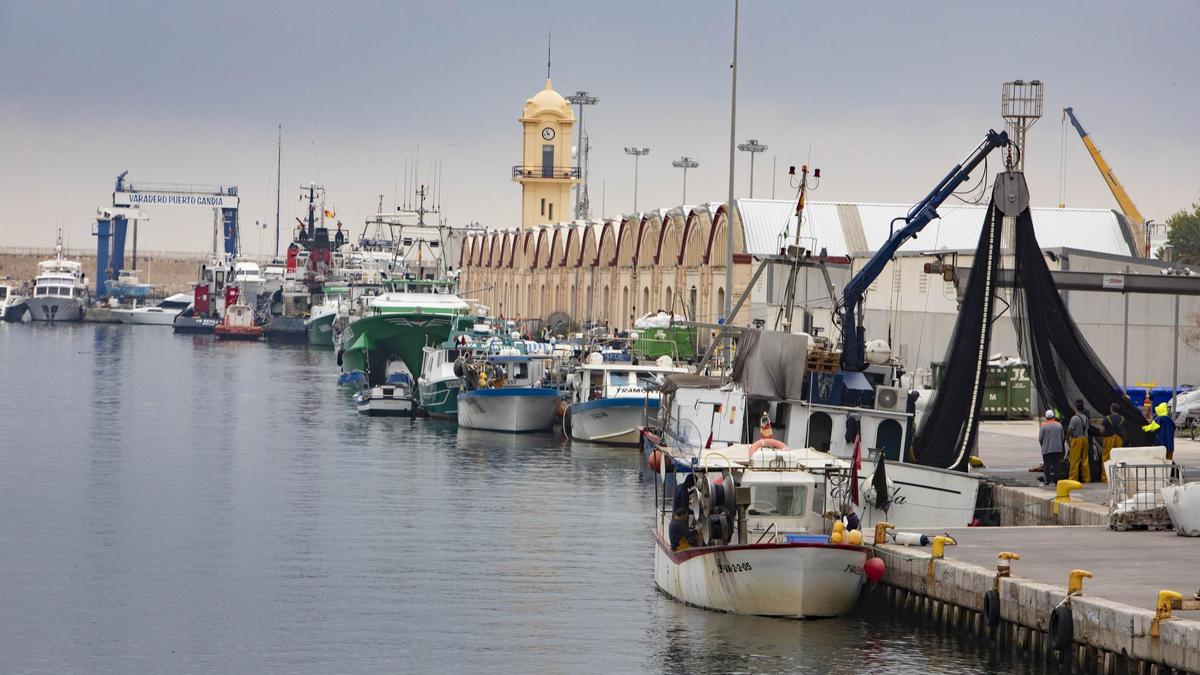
[754,521,779,545]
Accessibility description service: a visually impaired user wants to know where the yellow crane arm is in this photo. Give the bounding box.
[1064,108,1147,256]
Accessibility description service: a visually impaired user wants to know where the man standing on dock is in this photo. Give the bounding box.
[1039,410,1066,485]
[1067,400,1091,483]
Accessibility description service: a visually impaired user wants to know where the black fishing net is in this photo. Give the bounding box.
[1009,207,1153,446]
[913,173,1151,470]
[911,200,1004,470]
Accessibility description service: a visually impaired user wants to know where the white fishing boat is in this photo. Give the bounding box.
[653,442,871,618]
[567,352,691,445]
[27,235,89,323]
[354,367,415,417]
[457,354,558,432]
[231,260,276,307]
[112,293,193,325]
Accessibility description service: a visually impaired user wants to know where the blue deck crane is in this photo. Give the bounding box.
[838,130,1010,373]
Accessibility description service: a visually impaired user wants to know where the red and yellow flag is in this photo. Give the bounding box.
[324,209,335,219]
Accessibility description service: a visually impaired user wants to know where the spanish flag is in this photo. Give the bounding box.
[324,209,335,219]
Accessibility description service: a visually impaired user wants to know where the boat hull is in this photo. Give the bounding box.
[27,298,84,322]
[457,388,558,432]
[355,386,414,416]
[418,377,461,419]
[2,301,28,322]
[214,326,263,340]
[340,313,459,385]
[306,311,336,346]
[114,309,180,325]
[654,534,867,618]
[569,398,658,445]
[173,316,219,334]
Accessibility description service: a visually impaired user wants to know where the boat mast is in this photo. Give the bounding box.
[275,124,282,259]
[723,0,739,369]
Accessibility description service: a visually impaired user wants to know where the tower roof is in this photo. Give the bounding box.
[522,79,573,121]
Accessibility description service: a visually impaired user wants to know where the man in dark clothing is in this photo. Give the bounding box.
[1067,400,1091,483]
[1039,409,1066,484]
[1099,403,1125,481]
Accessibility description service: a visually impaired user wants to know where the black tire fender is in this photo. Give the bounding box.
[1048,604,1074,651]
[982,589,1000,629]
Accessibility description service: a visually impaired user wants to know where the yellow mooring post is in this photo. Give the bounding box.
[1054,480,1083,514]
[873,522,894,546]
[995,551,1020,592]
[1068,569,1093,596]
[1152,590,1185,638]
[928,535,956,578]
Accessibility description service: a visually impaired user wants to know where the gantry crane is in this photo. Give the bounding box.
[1064,107,1149,257]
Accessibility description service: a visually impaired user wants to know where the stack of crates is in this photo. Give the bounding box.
[930,362,1032,420]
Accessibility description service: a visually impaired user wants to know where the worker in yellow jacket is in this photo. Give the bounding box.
[1066,400,1091,483]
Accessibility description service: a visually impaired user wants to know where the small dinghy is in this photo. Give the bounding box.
[354,371,414,417]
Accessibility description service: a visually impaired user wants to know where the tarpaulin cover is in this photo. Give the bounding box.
[732,329,809,401]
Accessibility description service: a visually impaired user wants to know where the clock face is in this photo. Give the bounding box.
[541,127,555,141]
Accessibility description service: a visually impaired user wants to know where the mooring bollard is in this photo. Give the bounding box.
[1053,479,1082,515]
[927,535,956,578]
[984,551,1020,630]
[1151,590,1184,638]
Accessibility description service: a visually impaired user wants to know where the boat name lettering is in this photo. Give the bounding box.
[615,386,646,394]
[844,563,864,576]
[717,562,751,574]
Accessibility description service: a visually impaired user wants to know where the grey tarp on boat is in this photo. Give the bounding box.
[731,329,808,400]
[660,373,723,394]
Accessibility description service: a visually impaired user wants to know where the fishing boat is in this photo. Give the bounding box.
[354,367,415,416]
[214,303,263,341]
[417,317,497,419]
[338,282,470,384]
[173,255,234,334]
[566,351,691,445]
[0,283,28,322]
[457,354,559,432]
[27,233,89,323]
[112,293,193,325]
[653,442,871,618]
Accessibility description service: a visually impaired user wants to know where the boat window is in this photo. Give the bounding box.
[749,485,807,517]
[512,362,529,380]
[0,288,7,300]
[607,371,631,387]
[36,287,47,296]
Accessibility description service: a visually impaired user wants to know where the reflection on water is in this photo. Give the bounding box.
[0,323,1049,673]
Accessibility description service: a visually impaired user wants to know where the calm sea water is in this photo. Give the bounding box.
[0,322,1049,674]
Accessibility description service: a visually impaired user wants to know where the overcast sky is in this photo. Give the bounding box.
[2,0,1197,254]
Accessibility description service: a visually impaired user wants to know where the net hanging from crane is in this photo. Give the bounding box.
[912,172,1151,470]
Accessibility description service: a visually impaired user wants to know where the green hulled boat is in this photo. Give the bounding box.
[338,283,470,385]
[417,316,499,419]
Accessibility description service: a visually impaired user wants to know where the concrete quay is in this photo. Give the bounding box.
[874,525,1200,673]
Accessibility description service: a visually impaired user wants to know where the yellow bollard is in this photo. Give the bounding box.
[1068,569,1093,595]
[927,535,957,578]
[996,551,1020,591]
[873,522,894,546]
[1151,590,1184,638]
[1053,480,1083,514]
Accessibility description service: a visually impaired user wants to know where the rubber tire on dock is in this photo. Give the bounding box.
[982,590,1000,630]
[1048,604,1073,652]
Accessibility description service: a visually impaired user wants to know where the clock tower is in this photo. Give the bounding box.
[514,79,579,228]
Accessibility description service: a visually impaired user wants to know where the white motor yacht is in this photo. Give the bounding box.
[231,260,275,307]
[112,293,193,326]
[1,283,29,322]
[27,238,89,322]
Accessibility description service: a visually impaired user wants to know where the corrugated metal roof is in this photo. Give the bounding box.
[735,199,1133,258]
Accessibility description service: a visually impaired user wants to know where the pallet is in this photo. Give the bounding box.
[806,350,841,373]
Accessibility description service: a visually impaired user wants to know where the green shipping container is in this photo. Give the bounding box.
[929,362,1032,419]
[632,326,697,361]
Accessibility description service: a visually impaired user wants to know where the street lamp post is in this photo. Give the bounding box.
[566,91,599,219]
[671,156,699,204]
[737,138,767,197]
[624,147,650,211]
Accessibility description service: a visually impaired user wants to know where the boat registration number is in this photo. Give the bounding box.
[717,562,752,574]
[844,563,864,576]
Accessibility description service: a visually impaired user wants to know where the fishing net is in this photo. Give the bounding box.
[1008,207,1153,447]
[911,201,1004,470]
[913,172,1151,470]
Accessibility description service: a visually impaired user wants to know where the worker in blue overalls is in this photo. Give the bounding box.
[1142,402,1176,460]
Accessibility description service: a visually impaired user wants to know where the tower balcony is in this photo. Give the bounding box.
[512,165,582,181]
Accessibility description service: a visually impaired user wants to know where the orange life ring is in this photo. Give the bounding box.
[748,437,787,458]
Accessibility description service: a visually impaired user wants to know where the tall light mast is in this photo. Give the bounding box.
[567,91,599,220]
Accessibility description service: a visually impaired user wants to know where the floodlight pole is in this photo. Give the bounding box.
[567,91,599,219]
[737,139,767,198]
[624,147,650,212]
[672,156,699,204]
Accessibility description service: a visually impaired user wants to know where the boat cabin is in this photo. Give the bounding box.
[572,352,688,405]
[465,355,548,391]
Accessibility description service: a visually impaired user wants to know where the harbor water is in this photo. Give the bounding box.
[1,323,1052,673]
